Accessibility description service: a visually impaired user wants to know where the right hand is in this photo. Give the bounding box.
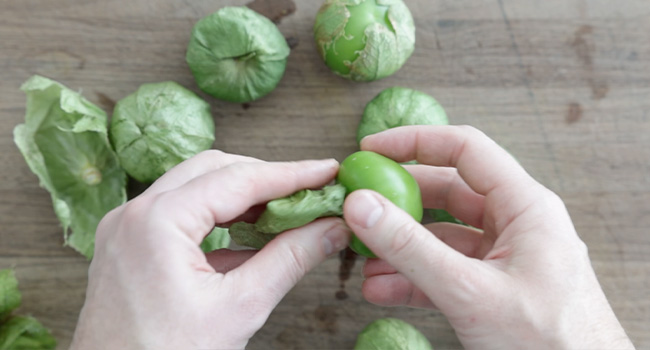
[343,125,634,350]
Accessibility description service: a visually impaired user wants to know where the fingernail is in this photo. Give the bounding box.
[301,158,338,176]
[323,223,350,256]
[349,191,384,229]
[317,158,339,169]
[359,136,370,149]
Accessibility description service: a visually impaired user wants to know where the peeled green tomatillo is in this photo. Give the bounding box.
[357,87,467,226]
[109,81,215,183]
[186,6,290,103]
[314,0,415,81]
[338,151,422,257]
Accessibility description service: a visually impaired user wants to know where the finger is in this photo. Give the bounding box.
[153,159,339,244]
[361,126,544,231]
[424,222,492,259]
[362,273,436,309]
[344,190,487,307]
[363,259,397,278]
[405,164,484,228]
[144,150,262,195]
[205,249,257,274]
[234,218,351,306]
[362,223,490,275]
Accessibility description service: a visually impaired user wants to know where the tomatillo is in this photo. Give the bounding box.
[313,0,415,82]
[355,318,432,350]
[358,86,448,145]
[338,151,422,257]
[109,81,215,183]
[186,6,290,103]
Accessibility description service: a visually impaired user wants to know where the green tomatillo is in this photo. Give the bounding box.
[109,81,215,183]
[338,151,422,257]
[226,152,422,258]
[314,0,415,81]
[356,87,469,226]
[186,6,290,103]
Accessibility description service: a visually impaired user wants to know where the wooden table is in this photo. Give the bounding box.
[1,0,649,348]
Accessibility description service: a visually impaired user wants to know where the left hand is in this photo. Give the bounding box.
[70,150,350,350]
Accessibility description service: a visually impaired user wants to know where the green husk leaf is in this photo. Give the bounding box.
[255,184,345,233]
[0,270,21,322]
[0,316,57,350]
[313,1,353,58]
[229,184,346,249]
[200,227,231,253]
[14,75,127,259]
[429,209,467,226]
[228,222,277,250]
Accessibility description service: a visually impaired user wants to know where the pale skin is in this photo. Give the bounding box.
[71,126,634,350]
[71,152,351,350]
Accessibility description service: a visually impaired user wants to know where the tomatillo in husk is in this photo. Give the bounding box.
[186,6,290,103]
[314,0,415,81]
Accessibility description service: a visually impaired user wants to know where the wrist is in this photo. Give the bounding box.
[553,291,635,350]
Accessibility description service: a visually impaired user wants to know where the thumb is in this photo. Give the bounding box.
[235,217,351,305]
[343,190,483,306]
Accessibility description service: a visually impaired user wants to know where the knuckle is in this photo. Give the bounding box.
[233,289,273,329]
[93,195,157,257]
[442,259,490,305]
[200,149,224,157]
[197,149,226,163]
[115,195,158,236]
[121,195,156,221]
[388,220,422,258]
[284,243,311,282]
[535,187,570,219]
[277,162,302,192]
[94,205,122,247]
[457,124,485,138]
[540,186,563,205]
[574,238,589,257]
[220,163,258,196]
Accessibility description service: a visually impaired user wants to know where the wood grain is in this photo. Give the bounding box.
[1,0,649,348]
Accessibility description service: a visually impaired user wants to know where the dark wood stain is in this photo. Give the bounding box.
[591,80,609,100]
[246,0,296,24]
[566,102,583,124]
[570,25,609,100]
[95,92,116,115]
[285,36,300,49]
[571,25,594,67]
[335,247,357,300]
[313,305,338,334]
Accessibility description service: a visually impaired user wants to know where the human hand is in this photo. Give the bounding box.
[343,126,634,350]
[70,151,351,350]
